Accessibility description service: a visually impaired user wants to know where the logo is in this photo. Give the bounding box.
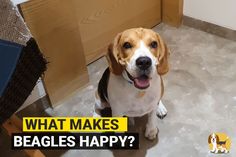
[208,132,231,154]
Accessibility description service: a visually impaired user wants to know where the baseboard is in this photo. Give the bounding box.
[183,16,236,41]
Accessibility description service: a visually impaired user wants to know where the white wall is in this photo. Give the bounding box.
[184,0,236,30]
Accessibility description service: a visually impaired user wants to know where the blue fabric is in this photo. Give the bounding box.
[0,39,23,96]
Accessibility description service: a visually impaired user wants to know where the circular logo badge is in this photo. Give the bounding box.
[208,132,231,154]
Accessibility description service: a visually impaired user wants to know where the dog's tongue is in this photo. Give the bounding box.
[134,76,150,89]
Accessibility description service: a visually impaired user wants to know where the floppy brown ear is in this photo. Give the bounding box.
[156,34,169,75]
[208,135,212,144]
[106,33,123,75]
[216,135,219,143]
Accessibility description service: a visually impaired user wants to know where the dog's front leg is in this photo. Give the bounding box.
[93,91,108,117]
[145,107,158,140]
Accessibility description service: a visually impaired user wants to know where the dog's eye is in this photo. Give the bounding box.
[123,42,132,49]
[150,41,158,48]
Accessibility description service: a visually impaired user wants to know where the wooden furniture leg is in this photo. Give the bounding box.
[2,115,45,157]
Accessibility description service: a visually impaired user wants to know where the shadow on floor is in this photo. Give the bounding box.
[112,116,159,157]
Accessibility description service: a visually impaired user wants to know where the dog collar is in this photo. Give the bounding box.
[123,70,133,84]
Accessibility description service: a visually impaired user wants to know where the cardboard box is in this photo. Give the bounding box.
[74,0,162,64]
[162,0,183,27]
[21,0,89,106]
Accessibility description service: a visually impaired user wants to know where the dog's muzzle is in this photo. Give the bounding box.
[126,56,153,90]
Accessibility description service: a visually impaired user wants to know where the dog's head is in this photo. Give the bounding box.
[208,133,219,144]
[107,28,169,90]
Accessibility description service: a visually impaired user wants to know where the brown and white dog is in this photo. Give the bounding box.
[94,28,169,140]
[208,133,229,153]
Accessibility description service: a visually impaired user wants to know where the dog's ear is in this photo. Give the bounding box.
[106,33,123,75]
[208,135,212,144]
[156,33,169,75]
[216,135,219,143]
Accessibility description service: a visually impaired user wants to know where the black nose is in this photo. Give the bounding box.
[136,57,152,70]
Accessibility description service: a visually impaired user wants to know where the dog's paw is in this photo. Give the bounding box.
[93,110,101,118]
[157,108,167,119]
[157,101,167,119]
[145,126,158,140]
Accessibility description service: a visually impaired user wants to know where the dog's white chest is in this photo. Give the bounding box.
[108,73,162,117]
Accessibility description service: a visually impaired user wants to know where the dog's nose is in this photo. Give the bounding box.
[136,57,152,70]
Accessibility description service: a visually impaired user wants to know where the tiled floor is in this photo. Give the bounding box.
[2,23,236,157]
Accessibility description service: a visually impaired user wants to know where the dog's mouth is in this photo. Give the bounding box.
[126,70,150,90]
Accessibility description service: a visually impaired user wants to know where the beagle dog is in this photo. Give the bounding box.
[208,133,229,153]
[94,28,169,140]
